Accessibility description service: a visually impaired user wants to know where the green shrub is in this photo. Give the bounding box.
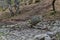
[29,16,41,26]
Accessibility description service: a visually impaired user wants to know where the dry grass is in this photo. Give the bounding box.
[0,12,11,19]
[0,0,60,21]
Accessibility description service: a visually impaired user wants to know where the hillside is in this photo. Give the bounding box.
[0,0,60,40]
[0,0,60,22]
[0,0,54,22]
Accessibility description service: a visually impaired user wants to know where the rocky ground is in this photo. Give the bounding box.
[0,16,60,40]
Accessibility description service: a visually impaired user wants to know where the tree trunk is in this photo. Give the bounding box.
[7,0,14,16]
[9,5,14,16]
[52,0,56,12]
[14,0,20,14]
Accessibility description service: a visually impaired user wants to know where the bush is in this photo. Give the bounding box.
[29,16,41,26]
